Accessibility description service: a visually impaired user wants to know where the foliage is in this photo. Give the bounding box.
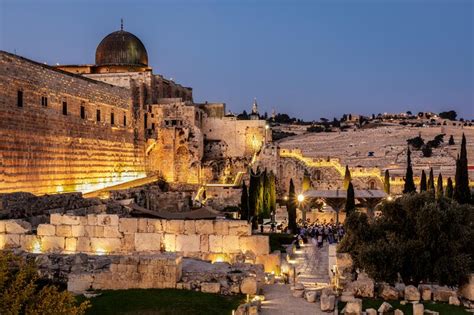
[78,289,244,315]
[427,168,435,193]
[240,181,249,221]
[407,136,424,150]
[248,168,261,229]
[439,110,457,121]
[306,125,325,133]
[345,182,355,216]
[271,130,296,141]
[343,165,352,190]
[454,134,471,204]
[419,170,427,192]
[302,171,312,192]
[446,177,454,199]
[421,145,432,157]
[403,148,416,194]
[265,233,294,252]
[383,170,390,194]
[436,173,444,199]
[338,193,474,286]
[0,251,90,315]
[449,135,455,145]
[287,179,297,233]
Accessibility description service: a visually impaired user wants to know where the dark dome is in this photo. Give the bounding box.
[95,30,148,66]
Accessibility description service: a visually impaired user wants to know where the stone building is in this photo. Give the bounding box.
[0,26,268,195]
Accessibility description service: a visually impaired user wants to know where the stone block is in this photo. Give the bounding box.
[71,225,85,237]
[200,235,209,252]
[213,220,229,235]
[420,285,432,301]
[449,295,461,306]
[165,220,184,234]
[56,225,72,237]
[90,237,121,253]
[103,226,121,238]
[222,235,240,253]
[412,303,423,315]
[67,273,93,293]
[5,220,31,234]
[255,253,281,274]
[201,282,220,293]
[65,237,77,252]
[394,310,404,315]
[135,233,161,252]
[87,214,97,225]
[50,213,62,225]
[379,283,399,300]
[122,234,135,251]
[365,308,376,315]
[85,226,104,237]
[0,234,20,249]
[163,234,176,252]
[20,235,41,251]
[320,294,335,311]
[76,237,91,252]
[151,219,164,232]
[61,215,81,225]
[239,235,270,255]
[460,273,474,301]
[404,285,420,301]
[37,224,56,236]
[184,220,196,234]
[176,235,200,253]
[209,235,223,253]
[305,290,317,303]
[378,301,393,313]
[345,298,362,315]
[0,221,5,233]
[41,236,65,251]
[96,214,119,226]
[195,220,213,235]
[137,218,149,232]
[228,221,251,236]
[119,218,138,234]
[432,285,457,302]
[240,277,257,295]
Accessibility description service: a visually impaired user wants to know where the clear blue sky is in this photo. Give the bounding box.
[1,0,473,120]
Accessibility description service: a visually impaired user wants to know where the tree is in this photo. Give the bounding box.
[449,135,455,145]
[453,134,471,204]
[0,251,90,315]
[439,110,457,121]
[302,171,312,192]
[240,181,249,221]
[422,145,432,157]
[407,136,424,150]
[268,171,276,220]
[420,170,427,192]
[343,165,352,190]
[436,173,444,199]
[345,182,356,216]
[384,170,390,194]
[403,148,416,194]
[261,170,271,221]
[287,179,297,233]
[427,168,435,193]
[446,177,454,199]
[338,193,474,287]
[249,169,261,229]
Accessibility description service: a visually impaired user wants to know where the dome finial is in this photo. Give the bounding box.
[121,18,124,31]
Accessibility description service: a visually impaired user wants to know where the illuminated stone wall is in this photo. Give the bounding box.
[0,51,146,195]
[0,215,270,262]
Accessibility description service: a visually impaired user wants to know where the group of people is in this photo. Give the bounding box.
[293,219,345,248]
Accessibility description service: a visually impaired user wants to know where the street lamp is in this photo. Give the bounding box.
[297,194,305,224]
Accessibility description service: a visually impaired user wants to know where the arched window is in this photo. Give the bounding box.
[369,180,376,190]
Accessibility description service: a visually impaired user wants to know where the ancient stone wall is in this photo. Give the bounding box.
[0,51,146,195]
[0,215,270,262]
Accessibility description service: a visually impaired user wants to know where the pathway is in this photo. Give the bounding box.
[260,240,333,315]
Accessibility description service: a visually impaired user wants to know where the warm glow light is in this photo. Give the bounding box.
[387,196,393,201]
[211,254,229,264]
[283,196,288,201]
[95,248,107,256]
[297,194,305,203]
[32,240,42,253]
[265,125,269,130]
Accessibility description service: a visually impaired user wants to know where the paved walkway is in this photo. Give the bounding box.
[261,240,333,315]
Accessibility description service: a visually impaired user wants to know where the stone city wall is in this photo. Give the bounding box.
[0,215,270,261]
[0,51,146,195]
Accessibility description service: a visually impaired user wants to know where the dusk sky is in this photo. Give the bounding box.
[1,0,472,120]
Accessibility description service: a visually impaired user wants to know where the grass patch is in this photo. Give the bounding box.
[77,289,245,315]
[264,233,294,252]
[338,298,469,315]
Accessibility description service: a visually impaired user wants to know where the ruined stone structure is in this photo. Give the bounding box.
[0,26,268,195]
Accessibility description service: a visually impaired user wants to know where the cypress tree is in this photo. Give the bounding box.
[454,134,471,204]
[257,170,265,224]
[343,165,352,190]
[287,179,297,233]
[427,168,435,193]
[446,177,454,199]
[384,169,390,194]
[269,171,276,219]
[262,170,270,220]
[302,171,312,192]
[448,135,455,145]
[240,181,249,221]
[420,170,427,192]
[248,169,260,229]
[345,181,356,216]
[436,173,444,199]
[403,148,416,193]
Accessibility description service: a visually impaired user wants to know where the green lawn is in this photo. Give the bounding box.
[338,298,469,315]
[78,289,245,315]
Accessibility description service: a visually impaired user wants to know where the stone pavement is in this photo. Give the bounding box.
[261,239,333,315]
